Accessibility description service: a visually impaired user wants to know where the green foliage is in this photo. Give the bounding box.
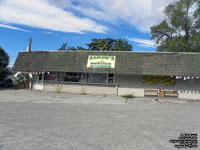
[0,67,10,85]
[115,39,133,51]
[67,46,77,50]
[151,0,200,52]
[87,37,116,51]
[13,73,30,90]
[15,73,30,83]
[76,46,86,50]
[58,42,86,50]
[58,38,133,51]
[122,94,135,103]
[58,42,68,50]
[87,38,133,51]
[0,46,9,84]
[0,46,9,68]
[122,94,135,99]
[0,68,12,88]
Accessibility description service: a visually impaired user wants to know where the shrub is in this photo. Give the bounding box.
[13,73,30,90]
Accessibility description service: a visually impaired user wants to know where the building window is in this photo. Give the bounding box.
[108,74,114,84]
[87,73,107,84]
[44,72,58,81]
[38,74,43,80]
[33,74,43,81]
[43,72,115,84]
[63,72,85,83]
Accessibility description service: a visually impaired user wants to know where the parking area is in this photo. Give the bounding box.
[0,90,200,150]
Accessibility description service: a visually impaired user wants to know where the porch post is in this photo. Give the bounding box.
[42,73,44,91]
[116,84,118,96]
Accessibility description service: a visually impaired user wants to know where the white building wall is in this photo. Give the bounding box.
[31,74,200,100]
[175,79,200,100]
[32,81,44,90]
[43,82,116,96]
[115,74,200,100]
[115,75,145,97]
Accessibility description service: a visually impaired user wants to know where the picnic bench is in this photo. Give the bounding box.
[144,89,178,98]
[164,90,178,97]
[144,89,158,97]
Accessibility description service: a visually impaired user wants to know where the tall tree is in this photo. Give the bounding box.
[58,42,87,50]
[76,46,86,50]
[115,39,132,51]
[0,46,9,82]
[58,42,68,50]
[58,38,133,51]
[87,38,133,51]
[87,38,117,51]
[151,0,200,52]
[67,46,77,50]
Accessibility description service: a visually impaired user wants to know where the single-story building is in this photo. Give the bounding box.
[13,50,200,100]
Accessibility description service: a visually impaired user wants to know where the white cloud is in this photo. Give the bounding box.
[0,24,31,32]
[47,0,71,9]
[127,37,157,48]
[43,31,53,35]
[70,0,173,32]
[0,0,174,34]
[0,0,107,34]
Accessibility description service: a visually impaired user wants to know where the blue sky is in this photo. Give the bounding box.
[0,0,173,67]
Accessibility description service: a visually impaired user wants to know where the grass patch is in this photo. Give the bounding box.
[122,94,135,103]
[155,98,159,102]
[122,94,135,99]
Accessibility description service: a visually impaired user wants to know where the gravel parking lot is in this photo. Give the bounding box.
[0,90,199,150]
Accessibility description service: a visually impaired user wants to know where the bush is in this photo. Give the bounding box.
[13,73,30,90]
[1,78,13,88]
[0,46,10,86]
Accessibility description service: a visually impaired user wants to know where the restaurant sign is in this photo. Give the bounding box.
[87,55,116,68]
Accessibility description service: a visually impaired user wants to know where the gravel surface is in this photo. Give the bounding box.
[0,90,199,150]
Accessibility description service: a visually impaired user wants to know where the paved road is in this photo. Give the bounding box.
[0,90,199,150]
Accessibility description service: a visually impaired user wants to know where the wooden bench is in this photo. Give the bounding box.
[144,89,158,97]
[164,90,178,97]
